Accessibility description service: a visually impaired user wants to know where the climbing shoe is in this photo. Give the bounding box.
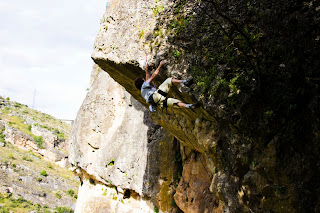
[184,78,194,87]
[188,103,200,109]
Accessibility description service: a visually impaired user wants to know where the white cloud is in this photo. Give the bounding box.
[0,0,106,120]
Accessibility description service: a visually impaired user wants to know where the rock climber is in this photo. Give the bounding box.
[134,58,200,112]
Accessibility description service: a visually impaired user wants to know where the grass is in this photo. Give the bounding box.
[0,97,73,153]
[0,98,72,140]
[4,114,32,137]
[0,194,74,213]
[0,143,78,212]
[0,194,48,213]
[0,142,77,186]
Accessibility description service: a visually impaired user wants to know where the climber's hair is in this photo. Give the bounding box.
[134,76,144,90]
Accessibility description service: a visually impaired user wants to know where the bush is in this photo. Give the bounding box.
[8,153,14,159]
[0,207,10,213]
[0,133,5,143]
[67,189,75,197]
[22,155,32,162]
[40,170,47,176]
[55,207,74,213]
[33,136,44,148]
[154,206,159,213]
[55,193,62,199]
[14,103,22,108]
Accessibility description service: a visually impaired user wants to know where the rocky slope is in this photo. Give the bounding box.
[69,0,320,212]
[0,97,78,212]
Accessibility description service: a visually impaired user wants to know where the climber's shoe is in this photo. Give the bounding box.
[184,78,194,87]
[188,103,200,109]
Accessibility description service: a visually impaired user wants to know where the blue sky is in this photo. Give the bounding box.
[0,0,106,120]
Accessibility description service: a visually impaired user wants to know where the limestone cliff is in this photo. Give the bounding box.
[70,0,320,212]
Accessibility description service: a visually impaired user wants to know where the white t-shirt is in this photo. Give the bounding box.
[141,80,156,103]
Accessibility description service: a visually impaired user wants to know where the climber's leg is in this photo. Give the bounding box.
[158,78,194,94]
[172,78,194,87]
[164,98,200,109]
[176,102,200,109]
[158,78,173,94]
[171,78,183,86]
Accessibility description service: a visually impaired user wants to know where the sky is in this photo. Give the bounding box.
[0,0,106,120]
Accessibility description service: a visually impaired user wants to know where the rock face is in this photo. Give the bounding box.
[70,65,181,212]
[70,0,320,212]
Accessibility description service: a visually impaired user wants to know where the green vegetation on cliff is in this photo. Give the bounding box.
[150,0,320,212]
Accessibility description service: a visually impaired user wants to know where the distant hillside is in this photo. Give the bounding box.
[0,96,78,212]
[0,96,71,163]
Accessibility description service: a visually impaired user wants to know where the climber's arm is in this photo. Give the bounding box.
[145,60,151,81]
[147,60,165,84]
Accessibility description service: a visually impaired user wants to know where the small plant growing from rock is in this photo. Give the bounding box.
[55,192,62,199]
[154,206,159,213]
[67,189,75,197]
[108,159,115,166]
[33,136,44,149]
[55,206,73,213]
[22,155,32,162]
[8,153,14,159]
[40,170,48,177]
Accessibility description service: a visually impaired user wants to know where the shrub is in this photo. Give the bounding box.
[67,189,75,197]
[22,155,32,162]
[0,207,10,213]
[40,170,47,176]
[14,103,22,108]
[33,136,44,148]
[55,193,62,199]
[0,133,5,143]
[55,206,74,213]
[108,159,115,166]
[58,133,65,140]
[8,153,14,159]
[28,125,31,131]
[154,206,159,213]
